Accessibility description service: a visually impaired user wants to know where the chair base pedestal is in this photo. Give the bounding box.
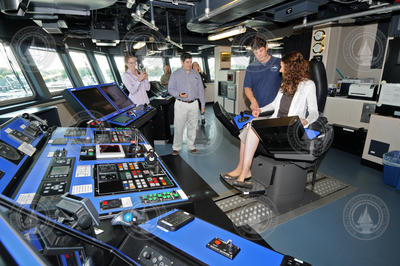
[251,155,310,209]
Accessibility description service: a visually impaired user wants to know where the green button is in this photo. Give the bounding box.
[163,192,167,194]
[149,197,153,201]
[157,193,162,198]
[166,195,171,199]
[163,195,167,199]
[143,196,147,199]
[174,193,179,197]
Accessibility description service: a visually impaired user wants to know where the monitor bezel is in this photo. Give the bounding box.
[67,85,119,122]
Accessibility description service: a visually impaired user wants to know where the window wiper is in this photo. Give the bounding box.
[1,44,29,94]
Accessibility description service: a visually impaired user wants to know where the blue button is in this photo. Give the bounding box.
[123,212,133,222]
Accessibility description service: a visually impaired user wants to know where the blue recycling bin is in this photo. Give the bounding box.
[382,150,400,188]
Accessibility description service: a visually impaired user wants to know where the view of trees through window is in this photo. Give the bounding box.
[142,57,163,82]
[69,50,97,86]
[94,54,114,83]
[0,43,33,102]
[114,56,125,78]
[29,47,72,93]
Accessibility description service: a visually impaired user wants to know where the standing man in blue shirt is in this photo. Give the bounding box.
[244,37,282,112]
[168,53,205,155]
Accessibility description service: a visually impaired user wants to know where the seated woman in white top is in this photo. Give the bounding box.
[221,51,319,188]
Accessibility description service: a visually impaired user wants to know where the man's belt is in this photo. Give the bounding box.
[177,99,197,103]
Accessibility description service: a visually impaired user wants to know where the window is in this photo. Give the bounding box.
[191,57,204,72]
[231,56,250,70]
[142,57,163,82]
[94,54,115,83]
[0,43,33,103]
[69,50,97,86]
[207,57,215,81]
[114,56,126,77]
[29,47,73,93]
[169,57,182,73]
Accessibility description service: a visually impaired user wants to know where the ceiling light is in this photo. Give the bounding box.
[208,26,246,41]
[133,41,146,49]
[92,40,120,47]
[198,44,215,50]
[267,42,282,48]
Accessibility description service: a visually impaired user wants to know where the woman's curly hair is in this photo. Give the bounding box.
[280,51,310,96]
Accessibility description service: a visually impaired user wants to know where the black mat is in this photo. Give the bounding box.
[161,154,218,200]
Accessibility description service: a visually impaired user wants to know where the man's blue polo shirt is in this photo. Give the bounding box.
[243,56,281,107]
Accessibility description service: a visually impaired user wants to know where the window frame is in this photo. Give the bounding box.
[94,52,116,84]
[0,42,36,107]
[28,46,75,95]
[68,49,99,86]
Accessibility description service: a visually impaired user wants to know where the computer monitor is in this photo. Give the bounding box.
[376,83,400,117]
[69,86,118,121]
[99,83,135,112]
[252,116,308,153]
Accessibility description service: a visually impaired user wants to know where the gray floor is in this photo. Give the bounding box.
[155,105,400,266]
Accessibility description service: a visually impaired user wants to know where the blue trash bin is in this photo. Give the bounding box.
[382,150,400,188]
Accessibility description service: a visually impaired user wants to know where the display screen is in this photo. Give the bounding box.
[100,84,133,111]
[100,145,121,153]
[71,87,117,119]
[111,115,132,124]
[50,166,70,176]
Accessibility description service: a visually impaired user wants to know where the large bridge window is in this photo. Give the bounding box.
[69,50,98,86]
[207,57,215,81]
[142,57,163,81]
[94,54,115,83]
[169,57,181,73]
[0,43,33,103]
[191,57,204,72]
[29,47,73,93]
[114,55,125,77]
[231,56,250,70]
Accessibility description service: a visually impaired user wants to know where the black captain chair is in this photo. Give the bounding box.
[213,56,333,211]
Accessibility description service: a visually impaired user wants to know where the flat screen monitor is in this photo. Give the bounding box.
[70,86,117,121]
[99,83,134,112]
[252,116,308,153]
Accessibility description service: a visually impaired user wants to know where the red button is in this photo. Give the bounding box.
[214,240,221,245]
[103,201,108,205]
